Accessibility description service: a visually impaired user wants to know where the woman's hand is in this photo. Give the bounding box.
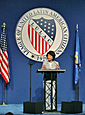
[55,64,60,69]
[41,64,46,69]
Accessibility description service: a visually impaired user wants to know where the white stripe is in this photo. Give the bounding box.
[33,30,35,48]
[47,44,49,50]
[40,37,42,54]
[4,51,8,57]
[2,53,8,64]
[1,68,9,82]
[37,33,39,51]
[30,26,32,42]
[1,61,8,72]
[0,51,8,72]
[0,50,2,67]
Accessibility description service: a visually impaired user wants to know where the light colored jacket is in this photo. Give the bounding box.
[43,60,59,69]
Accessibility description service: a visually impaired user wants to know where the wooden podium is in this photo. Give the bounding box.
[37,69,66,112]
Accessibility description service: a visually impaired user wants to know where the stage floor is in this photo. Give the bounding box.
[0,104,85,115]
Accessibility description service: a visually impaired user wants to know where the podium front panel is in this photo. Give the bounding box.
[37,69,66,112]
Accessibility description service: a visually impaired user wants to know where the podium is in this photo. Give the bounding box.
[37,69,66,112]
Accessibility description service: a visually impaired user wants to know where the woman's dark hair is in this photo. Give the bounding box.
[5,112,14,115]
[46,51,55,60]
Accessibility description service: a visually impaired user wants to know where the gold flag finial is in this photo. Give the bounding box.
[76,24,78,32]
[2,22,6,28]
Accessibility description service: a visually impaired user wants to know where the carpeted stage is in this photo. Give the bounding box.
[0,104,85,115]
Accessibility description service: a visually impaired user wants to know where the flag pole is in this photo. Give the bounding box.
[1,23,7,105]
[76,24,79,101]
[2,79,6,105]
[76,78,79,101]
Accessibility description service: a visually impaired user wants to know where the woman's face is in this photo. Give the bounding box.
[47,54,53,61]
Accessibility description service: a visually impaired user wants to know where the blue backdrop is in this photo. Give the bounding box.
[0,0,85,104]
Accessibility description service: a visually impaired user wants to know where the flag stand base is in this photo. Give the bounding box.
[0,102,8,105]
[2,102,7,105]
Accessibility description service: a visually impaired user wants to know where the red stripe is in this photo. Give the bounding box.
[31,27,34,45]
[49,44,51,49]
[1,62,9,77]
[2,53,8,68]
[28,24,52,55]
[37,33,39,52]
[0,53,2,64]
[28,24,30,40]
[0,50,2,73]
[45,41,47,52]
[48,43,51,49]
[35,31,37,50]
[3,51,8,60]
[0,50,9,83]
[38,34,40,54]
[1,57,8,69]
[1,63,9,82]
[42,38,44,55]
[1,71,9,83]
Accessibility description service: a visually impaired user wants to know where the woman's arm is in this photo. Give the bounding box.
[41,64,46,69]
[54,61,60,69]
[55,64,60,69]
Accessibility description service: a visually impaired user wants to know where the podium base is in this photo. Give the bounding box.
[61,101,83,114]
[23,101,43,114]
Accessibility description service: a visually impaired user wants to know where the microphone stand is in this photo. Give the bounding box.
[28,59,36,102]
[29,63,33,102]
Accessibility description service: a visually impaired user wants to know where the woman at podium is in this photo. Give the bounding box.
[41,51,60,111]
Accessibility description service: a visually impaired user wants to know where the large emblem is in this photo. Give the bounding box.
[15,8,69,62]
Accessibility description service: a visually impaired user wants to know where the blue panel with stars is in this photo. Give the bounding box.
[33,17,56,41]
[0,29,7,53]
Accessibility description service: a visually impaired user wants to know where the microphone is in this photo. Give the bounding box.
[28,59,36,65]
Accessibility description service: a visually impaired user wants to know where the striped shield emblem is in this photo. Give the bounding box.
[28,18,56,55]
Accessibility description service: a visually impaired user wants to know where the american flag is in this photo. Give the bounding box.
[0,23,10,83]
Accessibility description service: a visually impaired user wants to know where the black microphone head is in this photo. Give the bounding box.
[28,59,36,65]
